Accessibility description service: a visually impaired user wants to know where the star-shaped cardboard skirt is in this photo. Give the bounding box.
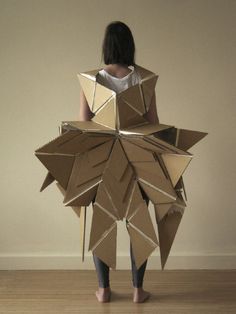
[35,64,208,270]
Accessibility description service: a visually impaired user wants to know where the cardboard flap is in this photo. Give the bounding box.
[77,74,96,110]
[141,75,158,111]
[177,129,208,151]
[62,121,117,133]
[122,123,173,135]
[93,82,115,112]
[161,153,193,187]
[92,96,116,129]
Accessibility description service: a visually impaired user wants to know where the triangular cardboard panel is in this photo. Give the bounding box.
[92,224,117,270]
[77,74,96,110]
[154,203,173,223]
[177,129,208,151]
[158,211,183,270]
[141,75,158,111]
[139,180,176,204]
[94,181,120,219]
[125,180,145,219]
[128,201,159,245]
[93,82,115,112]
[117,95,147,129]
[64,177,99,206]
[88,203,116,251]
[40,171,55,192]
[35,63,207,270]
[105,139,128,181]
[92,96,116,129]
[127,223,157,269]
[161,153,193,187]
[120,84,146,115]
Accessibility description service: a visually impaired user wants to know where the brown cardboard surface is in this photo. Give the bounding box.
[35,63,208,270]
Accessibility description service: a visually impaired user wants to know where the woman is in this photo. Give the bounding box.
[79,21,159,303]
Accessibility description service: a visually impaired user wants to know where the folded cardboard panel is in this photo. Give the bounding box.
[34,63,208,270]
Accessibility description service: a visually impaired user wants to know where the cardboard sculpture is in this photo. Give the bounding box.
[35,64,208,270]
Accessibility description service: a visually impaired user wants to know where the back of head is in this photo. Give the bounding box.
[101,21,136,67]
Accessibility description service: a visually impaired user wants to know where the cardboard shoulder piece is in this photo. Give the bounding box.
[35,64,208,270]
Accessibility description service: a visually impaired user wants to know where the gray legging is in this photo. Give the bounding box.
[93,197,149,288]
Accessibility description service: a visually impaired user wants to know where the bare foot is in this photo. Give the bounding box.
[133,287,150,303]
[95,287,111,302]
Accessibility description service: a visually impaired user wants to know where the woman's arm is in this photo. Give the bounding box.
[79,90,95,121]
[143,91,159,124]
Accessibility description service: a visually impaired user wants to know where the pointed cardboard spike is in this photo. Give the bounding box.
[88,203,116,251]
[177,129,208,151]
[77,74,96,110]
[79,206,87,262]
[154,203,173,223]
[117,96,147,129]
[36,154,75,190]
[161,153,193,187]
[135,64,156,80]
[127,224,157,269]
[141,75,158,111]
[40,171,55,192]
[158,211,183,270]
[120,84,145,114]
[120,138,155,162]
[93,82,115,112]
[129,201,158,245]
[92,96,116,129]
[92,224,117,269]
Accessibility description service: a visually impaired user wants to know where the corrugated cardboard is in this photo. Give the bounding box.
[35,64,208,270]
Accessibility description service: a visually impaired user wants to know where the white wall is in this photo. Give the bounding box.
[0,0,236,269]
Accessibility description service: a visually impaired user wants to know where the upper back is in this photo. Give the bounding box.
[97,65,142,93]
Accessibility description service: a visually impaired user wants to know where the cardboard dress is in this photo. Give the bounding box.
[34,64,208,270]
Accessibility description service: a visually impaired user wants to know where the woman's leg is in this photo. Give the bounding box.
[92,253,111,302]
[128,197,151,302]
[92,253,110,288]
[130,241,148,288]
